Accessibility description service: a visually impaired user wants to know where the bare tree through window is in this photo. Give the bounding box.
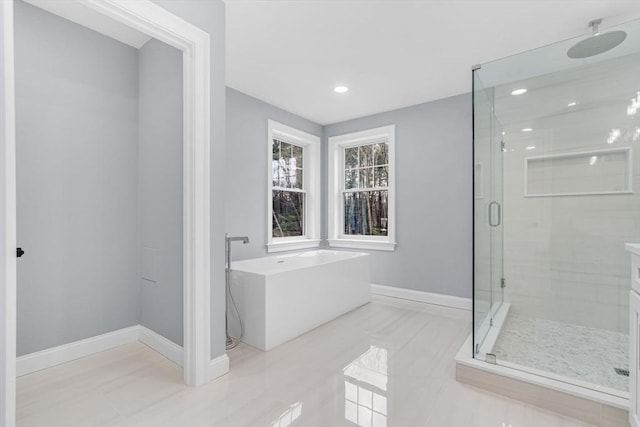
[343,142,389,236]
[272,139,305,237]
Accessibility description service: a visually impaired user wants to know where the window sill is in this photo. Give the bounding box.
[267,239,322,253]
[327,239,396,252]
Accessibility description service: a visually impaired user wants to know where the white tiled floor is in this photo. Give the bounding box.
[17,296,599,426]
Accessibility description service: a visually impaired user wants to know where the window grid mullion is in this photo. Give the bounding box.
[342,187,388,194]
[273,187,307,194]
[345,164,389,171]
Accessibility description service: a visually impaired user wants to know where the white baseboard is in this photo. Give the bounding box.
[208,353,229,382]
[138,326,183,367]
[371,284,472,311]
[17,325,231,381]
[16,325,139,377]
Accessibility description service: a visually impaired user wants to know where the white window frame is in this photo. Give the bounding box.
[267,120,320,253]
[328,125,396,251]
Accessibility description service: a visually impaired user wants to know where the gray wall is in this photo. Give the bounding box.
[0,1,11,420]
[15,1,140,355]
[226,88,472,299]
[324,94,472,298]
[225,88,323,260]
[138,39,183,346]
[150,0,227,359]
[10,0,227,360]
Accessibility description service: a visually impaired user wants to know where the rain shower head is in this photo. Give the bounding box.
[567,18,626,59]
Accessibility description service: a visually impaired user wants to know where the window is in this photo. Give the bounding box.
[272,139,304,237]
[267,120,320,252]
[328,125,396,251]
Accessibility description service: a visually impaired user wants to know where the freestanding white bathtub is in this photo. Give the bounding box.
[230,250,370,350]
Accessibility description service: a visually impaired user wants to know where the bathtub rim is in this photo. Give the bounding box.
[230,249,370,276]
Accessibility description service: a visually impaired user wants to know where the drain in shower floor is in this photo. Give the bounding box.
[614,367,629,377]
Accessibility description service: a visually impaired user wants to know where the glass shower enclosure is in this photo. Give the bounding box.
[473,18,640,396]
[473,71,504,358]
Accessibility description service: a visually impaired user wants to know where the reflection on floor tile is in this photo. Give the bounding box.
[17,296,598,427]
[493,313,629,392]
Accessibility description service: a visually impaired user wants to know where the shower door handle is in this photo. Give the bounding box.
[488,201,501,227]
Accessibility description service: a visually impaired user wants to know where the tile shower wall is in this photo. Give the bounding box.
[502,102,640,333]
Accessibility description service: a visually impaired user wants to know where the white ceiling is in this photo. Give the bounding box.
[23,0,640,126]
[225,0,640,125]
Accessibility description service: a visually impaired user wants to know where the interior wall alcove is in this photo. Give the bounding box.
[1,1,227,426]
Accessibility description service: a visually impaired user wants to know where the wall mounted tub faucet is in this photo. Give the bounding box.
[225,234,250,271]
[225,234,249,349]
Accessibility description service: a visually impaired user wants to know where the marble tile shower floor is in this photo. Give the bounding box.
[493,313,629,392]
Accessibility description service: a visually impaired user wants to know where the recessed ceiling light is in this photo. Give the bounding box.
[334,85,349,94]
[526,146,536,150]
[522,128,533,132]
[568,101,577,107]
[511,88,527,96]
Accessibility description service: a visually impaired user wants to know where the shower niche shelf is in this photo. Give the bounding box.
[524,147,632,197]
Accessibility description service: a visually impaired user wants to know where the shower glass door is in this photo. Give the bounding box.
[491,109,505,330]
[473,70,504,359]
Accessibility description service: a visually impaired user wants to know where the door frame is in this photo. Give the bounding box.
[1,1,212,425]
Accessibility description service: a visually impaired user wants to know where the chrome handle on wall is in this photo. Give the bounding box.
[488,201,501,227]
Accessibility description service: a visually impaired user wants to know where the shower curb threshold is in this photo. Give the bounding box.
[455,334,629,426]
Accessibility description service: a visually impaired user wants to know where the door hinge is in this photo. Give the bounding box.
[475,343,480,354]
[500,140,506,152]
[501,278,506,289]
